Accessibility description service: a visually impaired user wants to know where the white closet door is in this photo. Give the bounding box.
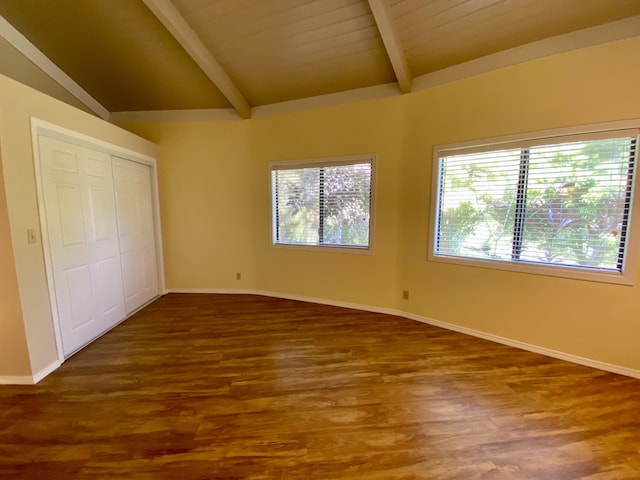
[39,136,126,357]
[112,157,159,314]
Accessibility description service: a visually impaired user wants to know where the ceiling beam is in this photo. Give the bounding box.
[368,0,412,93]
[141,0,252,119]
[0,15,110,120]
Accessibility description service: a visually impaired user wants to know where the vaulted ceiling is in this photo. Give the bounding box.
[1,0,639,121]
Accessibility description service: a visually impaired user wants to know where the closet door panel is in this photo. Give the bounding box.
[57,184,85,246]
[96,256,124,315]
[113,157,159,313]
[64,265,93,329]
[39,136,126,357]
[120,251,139,301]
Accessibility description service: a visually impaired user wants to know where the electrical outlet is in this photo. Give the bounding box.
[402,290,409,300]
[236,272,242,280]
[27,228,38,245]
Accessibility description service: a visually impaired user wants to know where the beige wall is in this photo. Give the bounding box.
[0,33,640,376]
[0,145,31,377]
[117,120,255,290]
[118,35,640,374]
[9,33,637,383]
[0,73,157,379]
[249,97,404,307]
[123,97,405,307]
[400,36,640,370]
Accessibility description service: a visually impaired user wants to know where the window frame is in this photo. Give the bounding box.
[269,154,376,254]
[429,120,640,285]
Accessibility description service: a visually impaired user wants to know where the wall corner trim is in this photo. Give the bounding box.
[167,288,640,380]
[31,359,62,384]
[0,359,61,385]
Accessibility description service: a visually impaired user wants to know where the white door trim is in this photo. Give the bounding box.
[30,118,165,364]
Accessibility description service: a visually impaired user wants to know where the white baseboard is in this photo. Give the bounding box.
[0,374,35,385]
[167,288,640,379]
[32,359,62,384]
[169,288,257,295]
[0,359,62,385]
[400,313,640,380]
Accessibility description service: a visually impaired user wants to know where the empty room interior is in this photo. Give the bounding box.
[1,0,640,478]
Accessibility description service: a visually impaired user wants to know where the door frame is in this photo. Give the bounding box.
[31,118,166,362]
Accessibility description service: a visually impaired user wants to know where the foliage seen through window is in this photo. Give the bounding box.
[435,136,637,272]
[272,160,372,248]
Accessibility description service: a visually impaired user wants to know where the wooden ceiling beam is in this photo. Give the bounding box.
[141,0,251,119]
[0,14,110,120]
[367,0,412,93]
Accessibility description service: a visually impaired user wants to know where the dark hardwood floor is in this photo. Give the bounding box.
[1,294,639,479]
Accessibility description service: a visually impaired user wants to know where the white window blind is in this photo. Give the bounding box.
[434,133,638,274]
[271,158,373,248]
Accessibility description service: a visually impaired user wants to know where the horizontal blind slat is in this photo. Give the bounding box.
[436,135,636,273]
[272,160,373,248]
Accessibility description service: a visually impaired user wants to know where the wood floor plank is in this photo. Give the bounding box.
[1,293,639,479]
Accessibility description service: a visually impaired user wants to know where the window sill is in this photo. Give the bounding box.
[272,242,373,255]
[428,252,634,285]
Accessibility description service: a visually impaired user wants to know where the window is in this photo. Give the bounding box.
[431,125,639,283]
[271,155,374,249]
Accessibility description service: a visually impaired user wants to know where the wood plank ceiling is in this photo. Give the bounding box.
[0,0,639,120]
